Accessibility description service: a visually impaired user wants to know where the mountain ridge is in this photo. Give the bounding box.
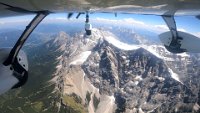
[0,28,199,113]
[52,29,200,113]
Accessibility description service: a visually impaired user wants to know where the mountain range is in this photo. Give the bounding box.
[0,27,199,113]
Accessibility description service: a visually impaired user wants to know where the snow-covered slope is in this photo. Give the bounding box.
[70,51,91,65]
[94,28,188,85]
[52,29,199,113]
[101,30,164,57]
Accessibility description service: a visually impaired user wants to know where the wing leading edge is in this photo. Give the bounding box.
[0,0,200,17]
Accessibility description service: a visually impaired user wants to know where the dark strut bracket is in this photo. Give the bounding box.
[86,11,89,23]
[3,12,49,66]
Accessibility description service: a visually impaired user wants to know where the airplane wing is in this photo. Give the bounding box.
[0,0,200,17]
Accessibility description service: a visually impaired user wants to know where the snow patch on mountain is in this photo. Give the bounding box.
[139,108,145,113]
[99,30,169,60]
[142,45,164,59]
[135,75,143,81]
[155,76,165,82]
[104,36,140,50]
[103,35,173,61]
[177,52,189,57]
[70,51,91,65]
[168,68,183,84]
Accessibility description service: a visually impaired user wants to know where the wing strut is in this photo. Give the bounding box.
[162,15,185,53]
[162,15,178,39]
[3,12,49,66]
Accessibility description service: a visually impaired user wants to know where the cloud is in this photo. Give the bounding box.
[94,17,148,29]
[44,16,85,24]
[0,21,4,25]
[95,17,118,23]
[194,32,200,38]
[154,25,169,31]
[177,28,187,32]
[123,18,145,25]
[93,17,190,34]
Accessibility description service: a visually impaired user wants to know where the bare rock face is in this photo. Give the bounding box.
[47,29,200,113]
[81,38,199,112]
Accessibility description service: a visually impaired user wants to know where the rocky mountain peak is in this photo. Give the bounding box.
[53,31,69,47]
[51,29,200,113]
[1,25,200,113]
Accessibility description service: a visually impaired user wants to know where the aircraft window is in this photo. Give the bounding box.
[0,13,200,113]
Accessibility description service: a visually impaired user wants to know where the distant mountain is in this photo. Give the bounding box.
[0,29,22,47]
[94,24,160,45]
[0,28,54,48]
[34,23,84,36]
[0,27,199,113]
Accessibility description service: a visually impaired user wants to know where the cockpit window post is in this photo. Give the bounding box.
[3,12,49,66]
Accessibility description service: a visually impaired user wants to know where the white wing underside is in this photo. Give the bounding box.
[0,0,200,17]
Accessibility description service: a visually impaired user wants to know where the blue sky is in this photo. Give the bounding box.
[0,13,200,35]
[176,16,200,33]
[90,13,200,33]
